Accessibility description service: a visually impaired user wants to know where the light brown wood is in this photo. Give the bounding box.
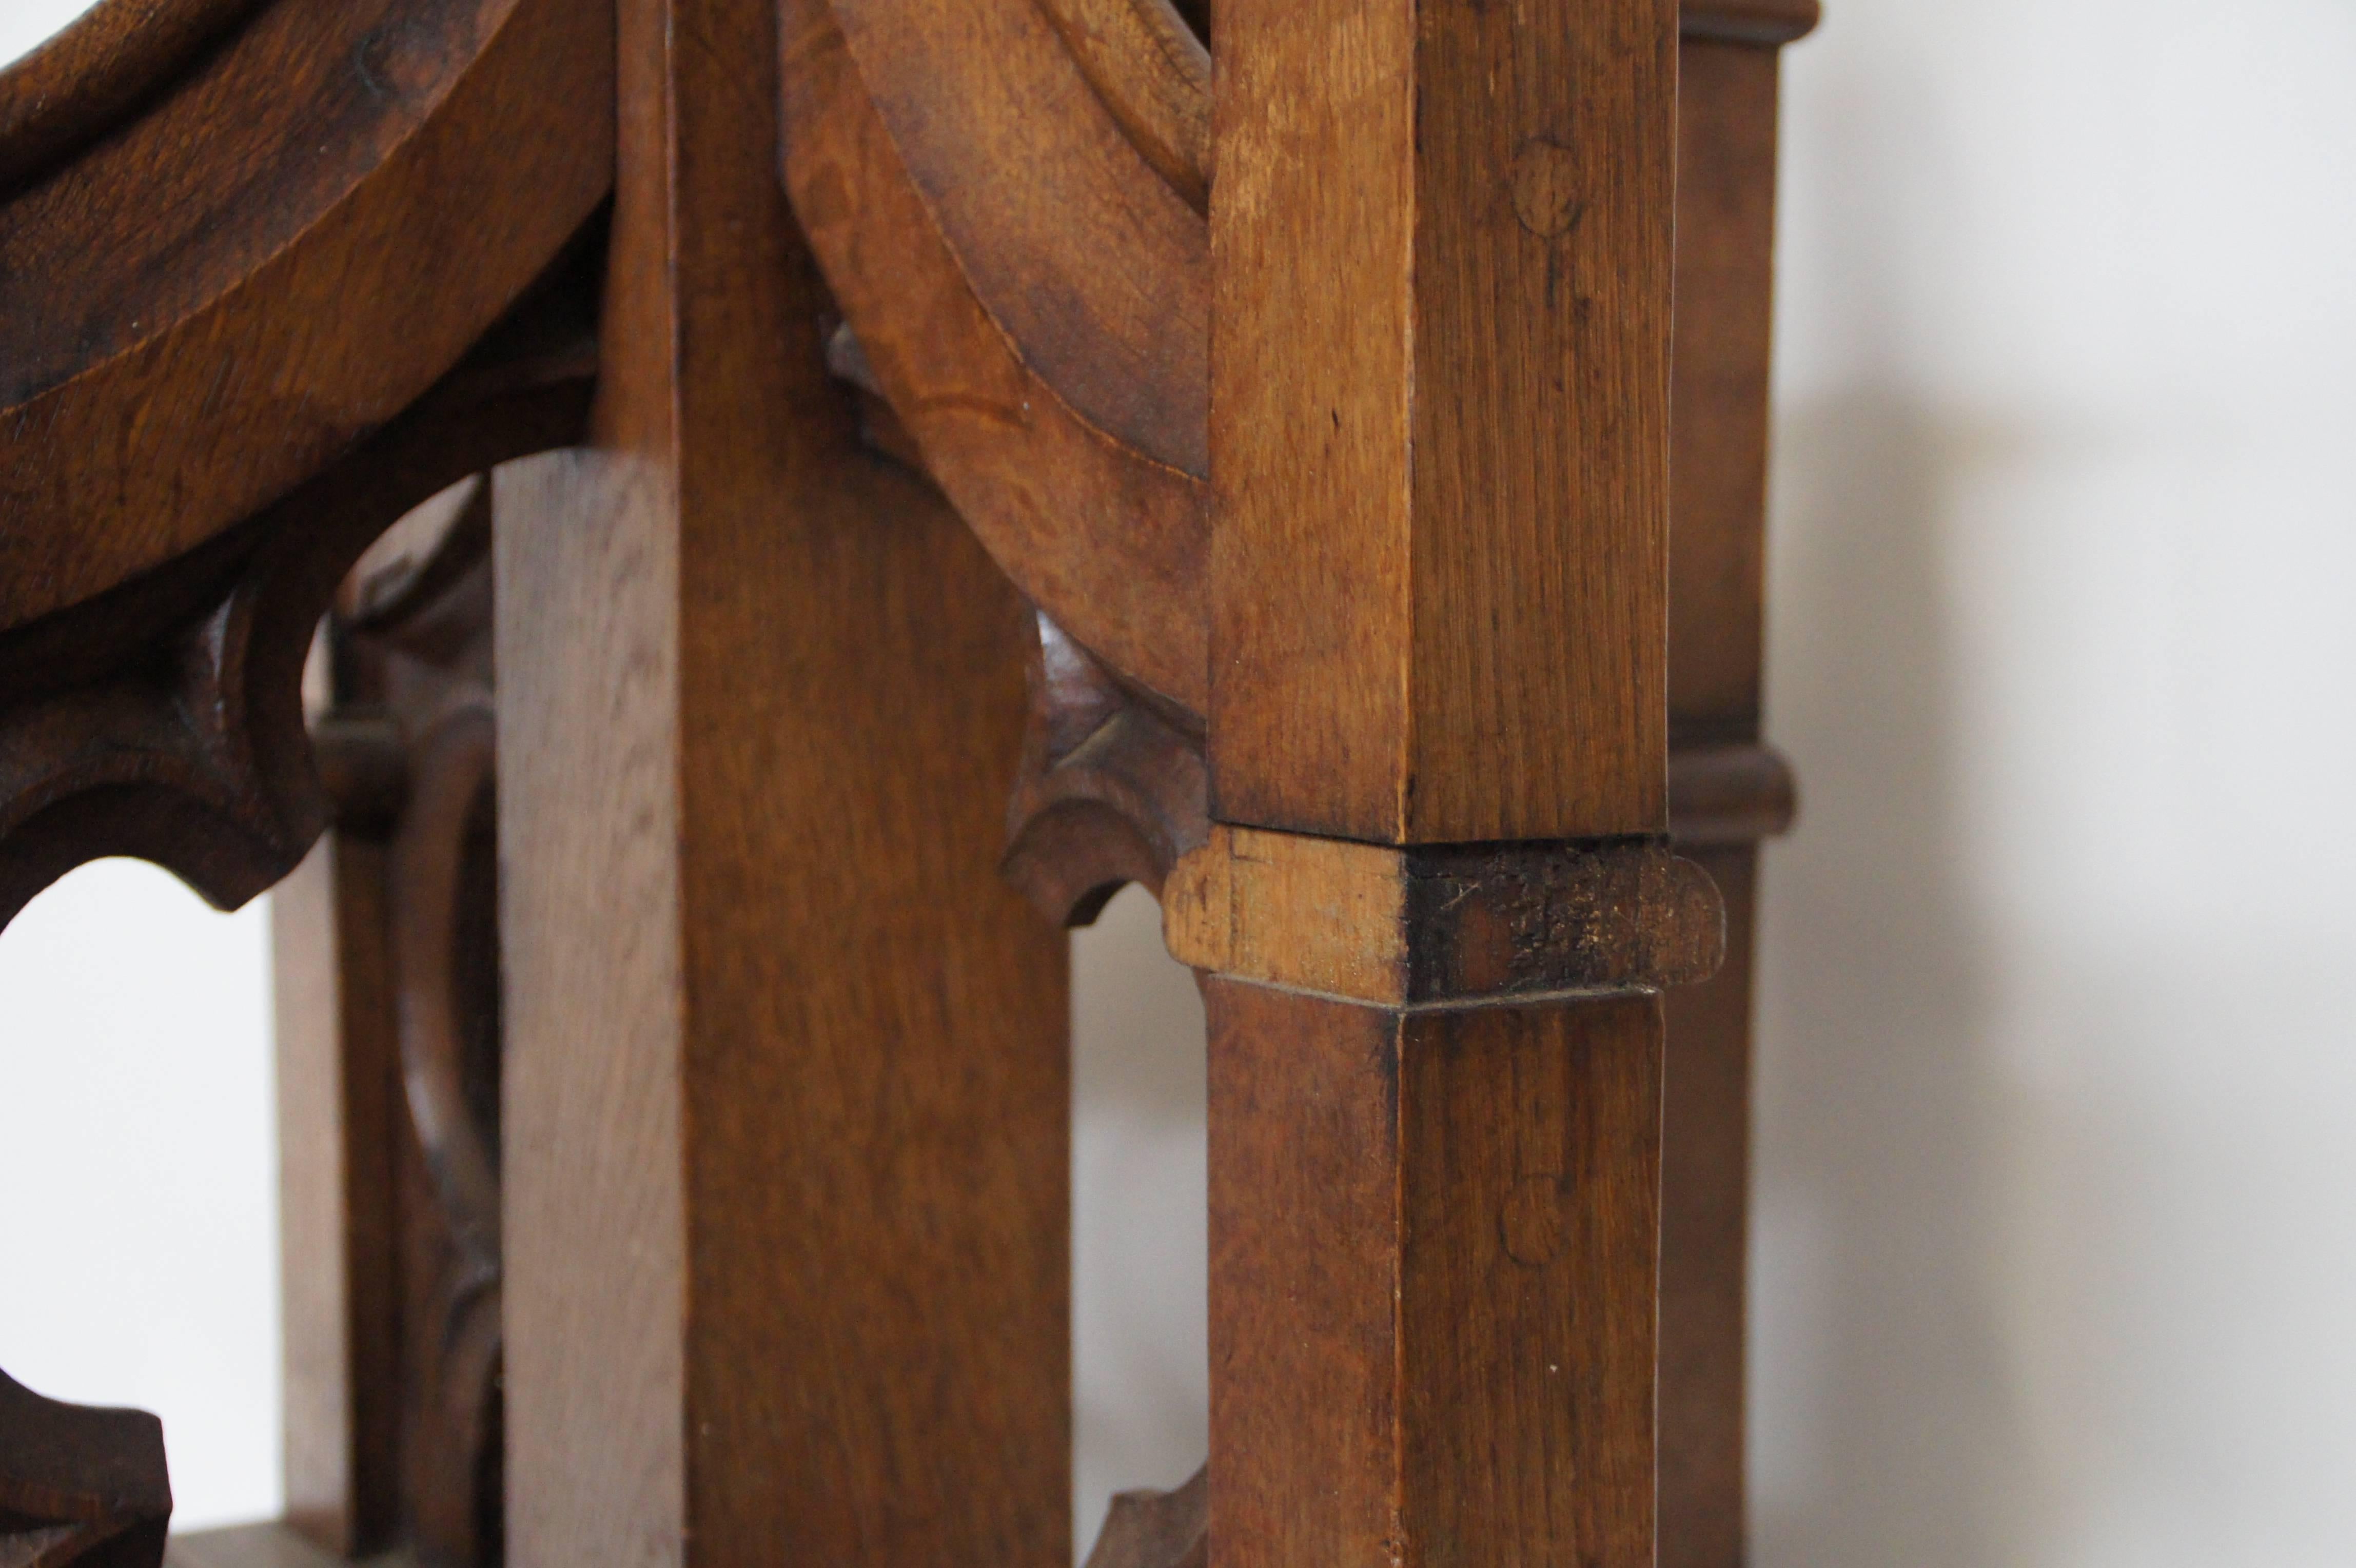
[779,0,1211,711]
[1033,0,1211,212]
[1209,0,1678,844]
[1208,982,1665,1568]
[1164,824,1722,1006]
[499,0,1070,1563]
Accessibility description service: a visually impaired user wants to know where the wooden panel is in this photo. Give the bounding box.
[271,836,402,1557]
[1668,38,1788,742]
[1208,979,1664,1568]
[1659,845,1759,1568]
[1209,0,1678,844]
[1657,31,1804,1567]
[499,0,1069,1562]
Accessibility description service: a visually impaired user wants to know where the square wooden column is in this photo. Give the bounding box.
[492,0,1070,1561]
[1204,1,1685,1563]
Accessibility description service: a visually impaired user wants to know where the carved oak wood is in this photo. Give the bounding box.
[2,0,1812,1561]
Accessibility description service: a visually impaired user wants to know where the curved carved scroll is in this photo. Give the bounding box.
[0,1370,170,1568]
[0,282,595,932]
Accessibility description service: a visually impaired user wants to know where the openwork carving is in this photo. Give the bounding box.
[0,277,596,933]
[326,477,508,1568]
[0,0,605,1500]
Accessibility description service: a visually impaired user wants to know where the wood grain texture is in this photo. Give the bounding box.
[272,838,403,1558]
[0,273,595,932]
[779,0,1210,711]
[500,0,1069,1561]
[824,0,1210,469]
[0,1369,170,1568]
[1207,981,1664,1568]
[1164,825,1722,1006]
[1209,0,1678,844]
[0,0,264,191]
[1034,0,1212,212]
[1658,845,1759,1568]
[0,0,611,636]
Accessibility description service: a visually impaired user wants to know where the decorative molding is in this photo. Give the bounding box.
[0,275,595,932]
[1163,827,1725,1007]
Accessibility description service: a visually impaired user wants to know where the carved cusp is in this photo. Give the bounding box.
[1002,612,1208,925]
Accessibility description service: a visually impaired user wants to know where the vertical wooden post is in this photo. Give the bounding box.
[273,835,401,1557]
[495,0,1070,1560]
[1205,0,1684,1563]
[1658,12,1814,1564]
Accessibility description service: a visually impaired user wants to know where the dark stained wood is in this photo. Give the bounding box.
[824,0,1209,471]
[1659,845,1761,1568]
[1209,0,1678,844]
[499,0,1069,1563]
[0,0,265,191]
[0,277,595,932]
[0,0,612,635]
[1669,36,1793,748]
[0,1368,170,1568]
[278,471,509,1568]
[1208,982,1665,1568]
[1680,0,1819,46]
[1082,1467,1206,1568]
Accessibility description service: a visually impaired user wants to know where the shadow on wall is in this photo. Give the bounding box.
[1752,386,2041,1567]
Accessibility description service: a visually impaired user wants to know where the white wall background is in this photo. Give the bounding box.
[7,0,2355,1561]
